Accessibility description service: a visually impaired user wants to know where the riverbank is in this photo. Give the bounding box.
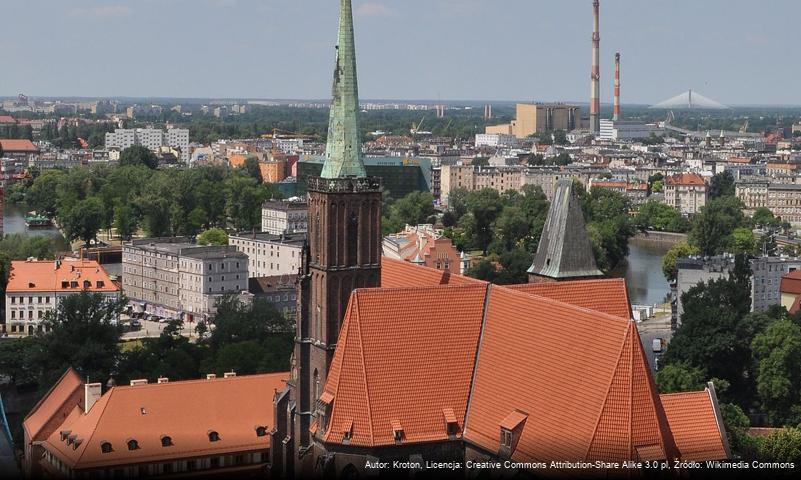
[633,230,688,246]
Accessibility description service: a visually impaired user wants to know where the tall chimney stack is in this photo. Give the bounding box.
[613,52,620,121]
[589,0,601,133]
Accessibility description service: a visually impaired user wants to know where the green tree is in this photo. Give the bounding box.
[709,170,736,199]
[689,195,746,255]
[758,427,801,464]
[30,292,126,387]
[0,336,39,386]
[113,204,138,240]
[651,180,664,193]
[655,362,707,393]
[752,319,801,425]
[62,196,105,247]
[719,402,754,457]
[635,200,688,232]
[119,145,159,169]
[752,207,782,229]
[26,169,67,217]
[383,191,435,235]
[730,227,757,255]
[464,189,503,255]
[198,228,229,246]
[662,241,700,282]
[243,156,263,183]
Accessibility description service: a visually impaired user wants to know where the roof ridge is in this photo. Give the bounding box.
[462,283,492,438]
[584,318,633,459]
[627,323,635,459]
[352,291,375,447]
[23,368,82,438]
[324,292,353,443]
[114,371,288,390]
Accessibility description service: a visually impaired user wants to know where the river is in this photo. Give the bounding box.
[2,204,71,252]
[613,238,672,306]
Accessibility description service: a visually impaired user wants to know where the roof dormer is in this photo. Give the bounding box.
[499,410,528,457]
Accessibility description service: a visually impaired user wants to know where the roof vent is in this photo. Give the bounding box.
[391,420,404,444]
[130,379,148,386]
[206,374,217,380]
[28,282,35,288]
[157,377,169,384]
[223,371,236,378]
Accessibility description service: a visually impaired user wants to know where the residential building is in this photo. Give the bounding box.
[248,275,298,319]
[22,368,287,479]
[735,180,769,215]
[752,256,801,312]
[780,269,801,313]
[122,238,248,323]
[228,233,304,278]
[3,259,120,337]
[105,128,190,162]
[0,139,39,162]
[590,180,649,206]
[664,173,707,215]
[261,200,308,235]
[766,184,801,224]
[474,133,518,148]
[674,255,735,327]
[382,224,466,274]
[486,103,580,139]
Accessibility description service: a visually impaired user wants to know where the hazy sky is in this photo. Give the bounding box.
[1,0,798,105]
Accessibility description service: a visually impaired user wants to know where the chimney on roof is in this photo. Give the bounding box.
[130,379,148,386]
[223,371,237,378]
[206,374,217,380]
[84,383,102,414]
[157,377,169,384]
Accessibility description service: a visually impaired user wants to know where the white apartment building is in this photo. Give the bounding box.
[122,238,248,322]
[3,259,120,337]
[599,119,657,141]
[261,200,308,235]
[475,133,518,148]
[228,233,305,278]
[664,173,707,215]
[105,128,190,162]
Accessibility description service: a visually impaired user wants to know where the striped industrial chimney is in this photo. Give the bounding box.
[613,52,620,121]
[589,0,601,133]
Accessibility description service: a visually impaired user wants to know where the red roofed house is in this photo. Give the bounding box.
[0,139,39,160]
[780,269,801,314]
[22,370,288,478]
[382,224,466,274]
[3,258,120,337]
[665,173,707,215]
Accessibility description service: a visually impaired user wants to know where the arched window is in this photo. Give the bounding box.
[208,431,220,442]
[127,439,139,451]
[255,426,267,437]
[100,442,113,454]
[161,436,172,447]
[347,212,358,267]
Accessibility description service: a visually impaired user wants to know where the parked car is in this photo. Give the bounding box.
[652,338,663,353]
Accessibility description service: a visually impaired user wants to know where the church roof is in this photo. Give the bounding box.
[320,0,366,179]
[318,260,727,462]
[527,179,604,279]
[505,278,631,319]
[381,257,484,287]
[661,389,730,461]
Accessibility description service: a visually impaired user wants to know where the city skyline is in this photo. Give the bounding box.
[1,0,799,105]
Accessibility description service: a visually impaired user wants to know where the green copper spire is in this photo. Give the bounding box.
[321,0,366,178]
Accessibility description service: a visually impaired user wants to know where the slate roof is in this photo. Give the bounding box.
[527,179,604,280]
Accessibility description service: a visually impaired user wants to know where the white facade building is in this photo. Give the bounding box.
[261,200,308,235]
[475,133,518,148]
[229,233,305,278]
[599,119,658,141]
[105,128,190,162]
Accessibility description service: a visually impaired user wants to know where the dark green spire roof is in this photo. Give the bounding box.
[321,0,366,179]
[528,179,604,280]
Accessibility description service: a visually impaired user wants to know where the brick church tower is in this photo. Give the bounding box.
[271,1,382,476]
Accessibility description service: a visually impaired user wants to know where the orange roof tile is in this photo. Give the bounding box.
[0,138,38,153]
[380,257,484,288]
[6,259,119,293]
[464,287,676,463]
[780,269,801,295]
[321,284,488,447]
[505,278,632,319]
[0,115,16,124]
[661,390,729,461]
[23,368,83,441]
[42,372,288,470]
[666,173,706,186]
[499,411,528,431]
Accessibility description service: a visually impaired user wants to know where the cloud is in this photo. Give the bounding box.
[355,2,396,18]
[69,5,132,19]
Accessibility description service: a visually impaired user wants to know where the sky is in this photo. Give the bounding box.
[1,0,799,105]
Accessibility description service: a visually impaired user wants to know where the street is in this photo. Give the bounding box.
[636,311,673,372]
[120,319,200,341]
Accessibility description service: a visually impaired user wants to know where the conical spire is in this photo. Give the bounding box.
[321,0,366,179]
[528,180,603,281]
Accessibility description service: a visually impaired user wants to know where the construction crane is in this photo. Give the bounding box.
[410,116,426,136]
[740,120,749,134]
[260,128,317,140]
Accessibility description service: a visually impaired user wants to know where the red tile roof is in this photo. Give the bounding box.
[380,257,484,288]
[666,173,706,186]
[7,259,119,293]
[41,372,288,470]
[0,138,38,153]
[23,368,83,441]
[780,269,801,295]
[321,284,488,447]
[661,390,729,461]
[0,115,16,124]
[505,278,632,319]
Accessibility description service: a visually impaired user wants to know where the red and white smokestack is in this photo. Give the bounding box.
[590,0,601,133]
[613,52,620,121]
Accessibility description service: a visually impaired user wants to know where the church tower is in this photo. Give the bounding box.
[279,0,382,474]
